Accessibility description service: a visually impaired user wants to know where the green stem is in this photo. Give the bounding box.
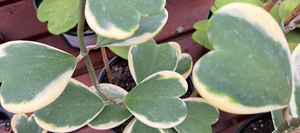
[78,0,125,106]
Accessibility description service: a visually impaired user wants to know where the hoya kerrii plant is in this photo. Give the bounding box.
[87,39,219,133]
[0,0,219,133]
[197,0,300,52]
[192,2,300,133]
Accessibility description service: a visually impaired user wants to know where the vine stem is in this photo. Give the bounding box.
[77,0,125,107]
[283,105,292,123]
[76,44,100,62]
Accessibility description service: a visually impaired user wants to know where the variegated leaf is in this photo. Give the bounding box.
[97,9,168,47]
[85,0,166,40]
[0,41,76,113]
[168,42,193,79]
[34,79,104,132]
[88,84,132,130]
[11,114,47,133]
[271,109,286,129]
[175,98,219,133]
[193,3,292,114]
[290,43,300,118]
[214,0,264,9]
[125,71,188,128]
[128,39,179,84]
[124,118,165,133]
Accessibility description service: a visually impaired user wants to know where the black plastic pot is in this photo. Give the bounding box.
[33,0,97,50]
[97,56,195,133]
[206,10,213,20]
[97,56,195,93]
[237,113,274,133]
[0,106,14,132]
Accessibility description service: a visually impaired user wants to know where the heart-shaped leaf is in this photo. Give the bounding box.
[272,109,286,129]
[168,42,193,79]
[124,118,165,133]
[125,71,188,128]
[210,6,217,14]
[193,3,292,114]
[85,0,166,40]
[128,39,179,84]
[0,41,76,113]
[175,53,193,79]
[214,0,264,9]
[11,114,47,133]
[34,79,104,132]
[192,20,214,50]
[175,98,219,133]
[289,43,300,118]
[97,8,168,47]
[37,0,79,35]
[88,84,132,130]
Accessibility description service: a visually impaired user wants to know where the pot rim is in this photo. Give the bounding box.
[236,112,272,133]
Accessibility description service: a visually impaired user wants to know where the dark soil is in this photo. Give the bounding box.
[241,115,274,133]
[100,58,192,133]
[0,120,11,132]
[100,59,136,91]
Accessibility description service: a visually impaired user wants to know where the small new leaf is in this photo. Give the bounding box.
[192,20,214,50]
[37,0,79,35]
[11,114,47,133]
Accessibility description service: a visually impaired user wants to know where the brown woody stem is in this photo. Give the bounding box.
[264,0,279,12]
[284,4,300,26]
[101,47,113,84]
[190,90,199,97]
[261,0,267,3]
[284,15,300,33]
